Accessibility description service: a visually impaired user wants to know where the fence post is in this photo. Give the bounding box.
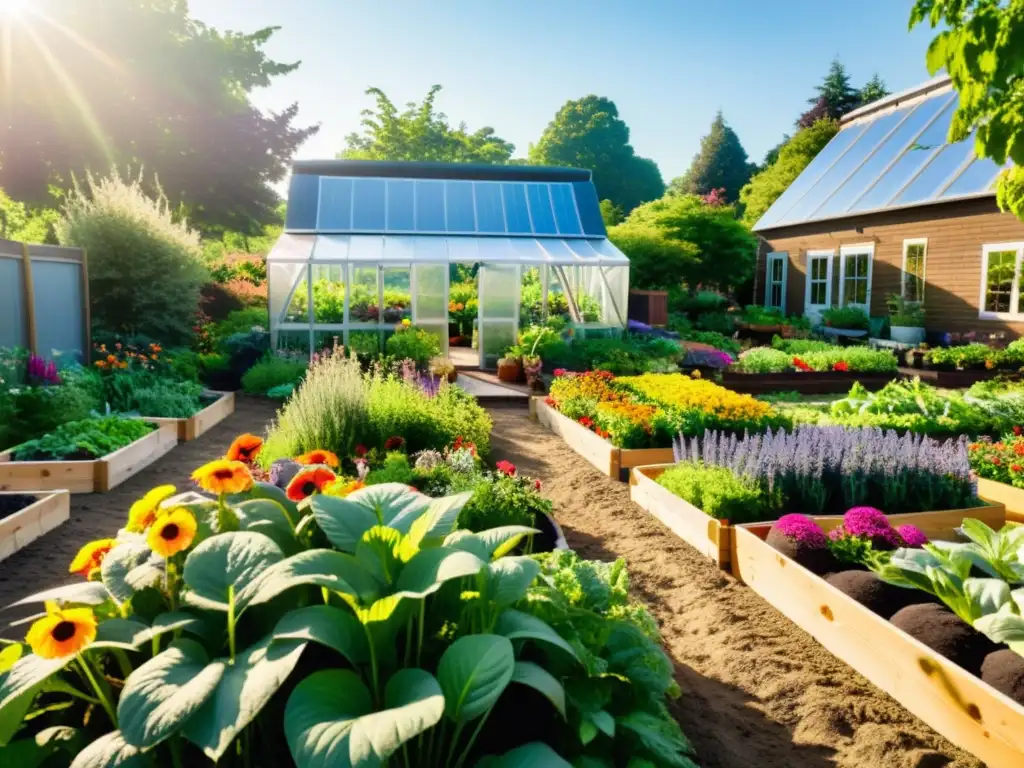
[80,248,91,361]
[21,242,37,356]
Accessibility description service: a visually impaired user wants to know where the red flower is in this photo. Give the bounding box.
[993,457,1002,466]
[1015,426,1023,436]
[452,436,478,456]
[286,467,337,502]
[1012,464,1023,473]
[533,478,542,491]
[577,416,594,428]
[832,361,849,372]
[384,436,405,451]
[496,460,516,476]
[354,445,368,458]
[544,396,556,407]
[596,428,610,439]
[792,356,812,372]
[553,368,567,377]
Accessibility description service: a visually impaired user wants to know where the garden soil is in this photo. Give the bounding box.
[0,398,984,767]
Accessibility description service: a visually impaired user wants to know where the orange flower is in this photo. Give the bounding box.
[147,509,197,558]
[150,343,162,353]
[326,478,365,498]
[226,434,263,463]
[106,354,116,363]
[27,607,97,659]
[68,539,116,578]
[286,467,337,501]
[192,459,253,495]
[94,360,106,368]
[295,449,340,468]
[127,485,177,532]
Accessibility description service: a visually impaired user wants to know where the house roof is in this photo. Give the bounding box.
[753,76,1006,233]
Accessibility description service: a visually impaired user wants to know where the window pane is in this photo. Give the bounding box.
[502,183,531,234]
[445,181,475,232]
[811,283,825,305]
[312,264,345,323]
[386,181,415,232]
[286,174,320,230]
[770,260,783,281]
[527,184,557,235]
[0,258,25,349]
[474,183,506,233]
[941,157,1002,198]
[352,179,386,230]
[349,266,379,323]
[550,184,582,235]
[319,178,352,230]
[381,267,411,323]
[415,181,446,231]
[985,251,1015,313]
[32,260,84,360]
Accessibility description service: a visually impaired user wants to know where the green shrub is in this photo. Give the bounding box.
[130,380,205,418]
[926,343,997,369]
[682,330,741,355]
[771,336,832,354]
[695,311,735,335]
[821,305,869,330]
[740,305,784,326]
[12,416,153,461]
[241,355,307,394]
[457,472,552,533]
[385,325,441,368]
[734,347,792,373]
[0,377,100,451]
[57,172,207,345]
[212,307,268,344]
[656,463,767,522]
[365,452,416,485]
[168,349,201,382]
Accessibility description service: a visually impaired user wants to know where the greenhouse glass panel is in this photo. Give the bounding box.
[550,184,582,235]
[349,266,379,323]
[31,261,84,360]
[603,266,629,326]
[381,266,412,323]
[383,235,416,263]
[314,235,349,261]
[520,267,544,327]
[526,184,557,235]
[352,179,386,230]
[445,181,475,232]
[311,264,345,323]
[415,180,446,231]
[894,140,975,205]
[474,183,505,233]
[479,263,518,368]
[940,157,1002,198]
[573,181,606,236]
[286,174,319,230]
[480,322,515,367]
[277,330,311,356]
[349,235,384,261]
[0,259,24,349]
[318,178,353,230]
[502,183,531,234]
[269,262,308,324]
[413,263,447,324]
[447,238,480,263]
[387,180,415,231]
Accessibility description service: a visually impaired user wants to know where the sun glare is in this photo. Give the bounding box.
[0,0,28,16]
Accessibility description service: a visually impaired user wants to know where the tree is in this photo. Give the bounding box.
[529,96,665,213]
[910,0,1024,221]
[858,74,891,106]
[739,119,840,227]
[599,199,624,227]
[797,59,862,126]
[609,194,756,290]
[669,112,754,204]
[340,85,514,163]
[0,0,316,235]
[0,190,59,244]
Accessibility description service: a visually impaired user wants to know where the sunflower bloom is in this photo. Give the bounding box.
[127,484,177,532]
[286,467,337,501]
[26,607,97,659]
[192,460,253,495]
[294,449,339,468]
[225,434,263,463]
[147,509,198,558]
[68,539,117,578]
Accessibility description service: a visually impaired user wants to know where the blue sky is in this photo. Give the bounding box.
[190,0,941,183]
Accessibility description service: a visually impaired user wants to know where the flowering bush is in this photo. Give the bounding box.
[733,346,896,374]
[969,434,1024,486]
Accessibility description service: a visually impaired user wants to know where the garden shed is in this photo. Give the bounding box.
[267,160,630,367]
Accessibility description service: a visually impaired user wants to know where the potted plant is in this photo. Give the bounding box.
[887,294,926,345]
[820,305,870,336]
[522,330,553,391]
[497,344,523,382]
[429,357,458,383]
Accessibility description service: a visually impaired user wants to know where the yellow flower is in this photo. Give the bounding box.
[191,459,253,495]
[26,607,97,659]
[127,485,177,532]
[401,318,411,327]
[147,509,197,558]
[68,539,117,578]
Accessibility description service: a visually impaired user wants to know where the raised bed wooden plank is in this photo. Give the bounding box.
[721,370,894,396]
[899,367,1010,388]
[977,477,1024,524]
[0,491,70,563]
[732,514,1024,768]
[0,422,178,493]
[139,391,236,442]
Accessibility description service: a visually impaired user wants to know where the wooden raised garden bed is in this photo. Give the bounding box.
[731,507,1023,768]
[633,462,1005,574]
[899,366,1010,388]
[0,491,70,563]
[721,370,895,396]
[135,390,236,442]
[531,397,673,481]
[977,477,1024,523]
[0,422,178,493]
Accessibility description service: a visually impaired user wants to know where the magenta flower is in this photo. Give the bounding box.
[836,507,903,548]
[897,524,928,548]
[772,514,827,548]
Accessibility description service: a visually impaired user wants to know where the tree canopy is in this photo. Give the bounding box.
[739,119,840,227]
[910,0,1024,221]
[669,112,754,203]
[0,0,317,235]
[340,85,515,164]
[796,59,886,128]
[528,96,665,213]
[609,193,756,290]
[858,74,891,106]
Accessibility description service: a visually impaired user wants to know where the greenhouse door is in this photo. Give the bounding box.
[478,264,519,369]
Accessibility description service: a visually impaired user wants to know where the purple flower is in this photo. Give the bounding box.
[897,524,928,548]
[773,514,827,548]
[839,507,903,548]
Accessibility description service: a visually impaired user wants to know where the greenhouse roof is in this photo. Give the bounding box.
[753,76,1007,232]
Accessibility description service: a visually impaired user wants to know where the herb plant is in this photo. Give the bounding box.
[11,416,154,461]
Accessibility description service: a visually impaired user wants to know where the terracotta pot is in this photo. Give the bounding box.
[446,370,458,383]
[497,359,522,382]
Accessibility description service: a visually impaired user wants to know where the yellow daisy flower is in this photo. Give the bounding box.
[191,459,253,495]
[26,607,97,659]
[68,539,117,578]
[127,484,177,532]
[147,508,197,558]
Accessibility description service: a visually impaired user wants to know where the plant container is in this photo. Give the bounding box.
[497,358,523,383]
[129,391,235,442]
[0,490,70,563]
[891,326,926,345]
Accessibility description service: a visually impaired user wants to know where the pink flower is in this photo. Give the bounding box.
[496,460,516,476]
[897,524,928,548]
[773,514,827,548]
[553,368,567,377]
[838,507,903,549]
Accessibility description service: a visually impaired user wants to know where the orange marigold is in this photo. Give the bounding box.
[192,459,253,495]
[295,449,340,468]
[226,434,263,463]
[286,467,337,501]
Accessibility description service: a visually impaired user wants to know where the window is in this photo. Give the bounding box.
[807,252,832,306]
[765,252,787,310]
[901,239,927,303]
[839,244,873,309]
[980,242,1024,319]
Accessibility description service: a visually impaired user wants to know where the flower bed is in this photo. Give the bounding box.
[130,390,235,442]
[724,346,898,395]
[732,508,1024,767]
[0,490,70,563]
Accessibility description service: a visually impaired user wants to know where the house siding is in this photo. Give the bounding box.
[755,198,1024,336]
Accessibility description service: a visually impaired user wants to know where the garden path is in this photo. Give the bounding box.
[486,406,982,768]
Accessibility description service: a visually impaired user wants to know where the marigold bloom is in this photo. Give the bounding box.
[26,607,97,659]
[147,509,197,558]
[226,434,263,463]
[286,467,337,501]
[295,449,340,468]
[106,354,116,363]
[192,459,253,495]
[127,485,177,532]
[69,539,117,578]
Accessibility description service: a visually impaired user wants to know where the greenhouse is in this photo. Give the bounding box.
[267,160,630,367]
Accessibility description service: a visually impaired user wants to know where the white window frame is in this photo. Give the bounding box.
[804,249,834,317]
[764,252,788,311]
[900,238,927,304]
[979,242,1024,321]
[838,243,875,312]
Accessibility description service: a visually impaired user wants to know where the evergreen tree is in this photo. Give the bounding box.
[668,112,753,204]
[858,74,891,106]
[797,59,861,126]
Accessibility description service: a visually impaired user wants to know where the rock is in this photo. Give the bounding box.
[826,570,927,619]
[890,603,997,675]
[981,649,1024,705]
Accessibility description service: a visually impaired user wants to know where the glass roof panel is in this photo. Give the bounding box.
[382,235,416,262]
[526,183,557,235]
[474,183,506,233]
[894,138,976,205]
[507,238,546,262]
[573,181,606,236]
[348,235,384,261]
[940,156,1002,198]
[446,238,480,262]
[412,236,448,262]
[285,175,319,230]
[352,179,386,230]
[312,235,349,261]
[318,178,353,230]
[564,239,600,260]
[267,233,316,262]
[386,181,415,232]
[414,180,446,231]
[445,181,475,232]
[551,184,582,235]
[502,183,531,234]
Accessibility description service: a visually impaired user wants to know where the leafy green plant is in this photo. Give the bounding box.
[925,343,997,370]
[771,336,832,354]
[241,355,307,395]
[694,311,735,335]
[887,294,925,327]
[0,376,99,451]
[655,463,767,522]
[733,348,792,373]
[129,380,205,418]
[211,307,268,344]
[681,330,741,356]
[458,472,552,533]
[820,305,869,330]
[11,416,153,460]
[739,305,784,326]
[365,452,416,486]
[386,325,442,368]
